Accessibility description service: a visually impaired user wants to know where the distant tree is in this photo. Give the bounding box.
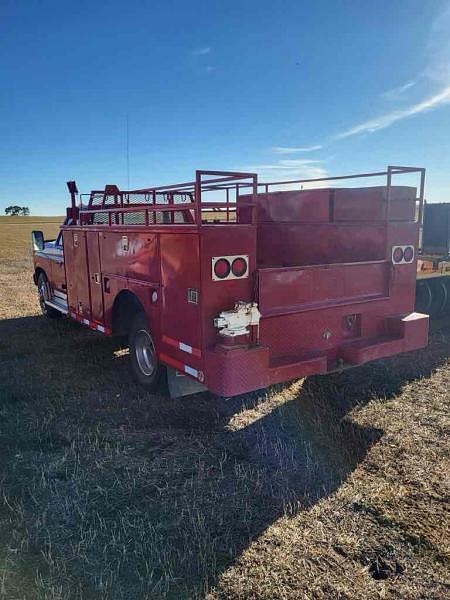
[5,205,22,216]
[5,205,30,216]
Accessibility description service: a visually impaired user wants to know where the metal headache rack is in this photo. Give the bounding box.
[67,166,425,228]
[74,171,258,227]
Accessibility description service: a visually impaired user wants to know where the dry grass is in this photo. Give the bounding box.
[0,217,449,599]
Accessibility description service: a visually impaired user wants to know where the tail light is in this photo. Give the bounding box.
[403,246,414,263]
[392,245,415,265]
[392,246,404,263]
[212,255,249,281]
[231,257,248,277]
[213,258,231,279]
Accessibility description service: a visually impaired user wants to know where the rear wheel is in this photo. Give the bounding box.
[427,278,447,318]
[37,272,60,319]
[128,312,164,391]
[415,280,433,315]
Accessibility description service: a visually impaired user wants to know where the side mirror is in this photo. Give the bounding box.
[31,230,44,252]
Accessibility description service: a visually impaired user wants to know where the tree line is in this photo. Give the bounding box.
[5,206,30,216]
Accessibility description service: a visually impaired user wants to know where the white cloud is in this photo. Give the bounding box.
[272,145,323,154]
[381,80,417,101]
[246,159,324,169]
[334,85,450,139]
[425,4,450,84]
[241,159,328,189]
[192,46,211,56]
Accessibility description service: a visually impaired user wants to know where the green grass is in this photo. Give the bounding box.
[0,218,449,599]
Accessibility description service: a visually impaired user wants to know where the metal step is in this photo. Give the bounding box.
[45,297,68,315]
[53,289,67,302]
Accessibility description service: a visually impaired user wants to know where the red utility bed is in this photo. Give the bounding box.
[32,167,428,397]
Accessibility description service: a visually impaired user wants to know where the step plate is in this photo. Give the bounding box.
[45,299,68,315]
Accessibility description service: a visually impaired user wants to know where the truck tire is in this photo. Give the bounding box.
[128,312,163,391]
[37,272,61,319]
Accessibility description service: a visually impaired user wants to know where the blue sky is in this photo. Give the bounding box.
[1,0,450,214]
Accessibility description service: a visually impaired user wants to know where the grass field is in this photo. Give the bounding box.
[0,217,449,599]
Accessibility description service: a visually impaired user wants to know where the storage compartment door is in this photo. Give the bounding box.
[86,231,104,323]
[160,234,202,364]
[63,230,91,319]
[258,261,391,316]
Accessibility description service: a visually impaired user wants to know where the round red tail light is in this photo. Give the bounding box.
[403,246,414,262]
[231,257,248,277]
[393,247,404,263]
[214,258,231,279]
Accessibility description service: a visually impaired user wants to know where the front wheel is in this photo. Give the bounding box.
[37,272,60,319]
[128,312,164,391]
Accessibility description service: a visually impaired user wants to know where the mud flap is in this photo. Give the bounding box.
[167,367,207,398]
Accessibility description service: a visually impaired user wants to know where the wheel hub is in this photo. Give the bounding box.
[135,329,156,377]
[38,282,47,313]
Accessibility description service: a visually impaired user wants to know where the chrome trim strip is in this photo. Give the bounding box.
[35,251,64,262]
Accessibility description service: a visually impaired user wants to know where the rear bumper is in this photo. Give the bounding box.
[204,312,429,397]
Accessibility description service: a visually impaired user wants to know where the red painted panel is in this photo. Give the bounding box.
[86,231,103,322]
[128,279,162,352]
[257,254,418,368]
[204,345,269,396]
[387,221,420,247]
[386,221,420,309]
[387,312,429,352]
[334,186,416,221]
[34,254,57,288]
[62,230,91,318]
[101,274,126,331]
[257,223,386,267]
[258,262,390,316]
[160,233,202,354]
[100,274,162,345]
[260,309,348,363]
[270,354,328,384]
[246,189,330,223]
[254,185,416,268]
[50,255,66,291]
[100,232,159,282]
[199,226,257,347]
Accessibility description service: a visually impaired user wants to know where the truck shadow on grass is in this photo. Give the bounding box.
[1,315,449,599]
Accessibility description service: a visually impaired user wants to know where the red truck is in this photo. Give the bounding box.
[32,166,429,397]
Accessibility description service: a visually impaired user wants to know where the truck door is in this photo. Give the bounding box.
[63,230,92,319]
[50,231,66,292]
[86,231,104,323]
